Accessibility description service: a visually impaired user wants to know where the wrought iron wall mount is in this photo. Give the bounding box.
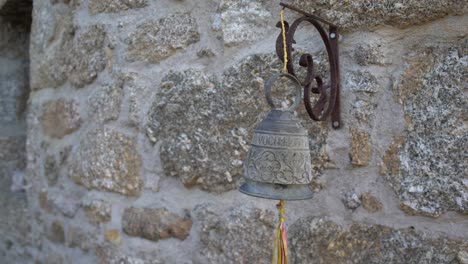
[276,3,341,129]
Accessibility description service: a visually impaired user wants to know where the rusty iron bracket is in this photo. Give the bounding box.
[277,3,341,129]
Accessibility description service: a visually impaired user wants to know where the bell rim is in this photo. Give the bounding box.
[239,180,314,201]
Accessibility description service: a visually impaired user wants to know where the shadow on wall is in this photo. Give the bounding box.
[0,0,32,262]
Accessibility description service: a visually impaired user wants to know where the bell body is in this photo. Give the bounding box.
[240,109,314,200]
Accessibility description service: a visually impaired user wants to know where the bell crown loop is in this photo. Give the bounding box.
[265,72,302,112]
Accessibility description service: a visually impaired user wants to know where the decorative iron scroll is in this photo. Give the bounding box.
[277,3,341,129]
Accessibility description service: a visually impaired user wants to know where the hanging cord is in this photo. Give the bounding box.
[271,10,289,264]
[272,200,288,264]
[280,8,288,73]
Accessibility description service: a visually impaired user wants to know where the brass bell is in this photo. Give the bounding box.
[240,72,314,200]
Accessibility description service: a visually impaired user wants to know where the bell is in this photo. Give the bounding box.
[240,73,314,200]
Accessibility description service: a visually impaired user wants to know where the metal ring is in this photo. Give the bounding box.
[265,72,302,111]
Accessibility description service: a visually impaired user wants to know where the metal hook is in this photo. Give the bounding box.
[277,3,341,129]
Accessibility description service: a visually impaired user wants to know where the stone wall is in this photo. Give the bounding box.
[0,0,31,262]
[1,0,467,263]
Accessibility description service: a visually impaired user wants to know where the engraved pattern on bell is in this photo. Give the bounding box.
[244,110,312,185]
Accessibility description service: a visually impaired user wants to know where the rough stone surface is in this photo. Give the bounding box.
[88,81,123,123]
[122,73,150,127]
[290,216,468,264]
[96,246,163,264]
[126,13,199,63]
[0,136,26,163]
[354,43,389,66]
[214,0,271,46]
[10,0,468,262]
[383,41,468,217]
[361,192,383,213]
[50,0,72,4]
[38,191,52,213]
[48,221,65,244]
[147,69,232,191]
[0,57,28,124]
[81,196,112,224]
[67,226,96,252]
[342,191,361,209]
[285,0,466,30]
[194,204,275,264]
[196,48,216,58]
[41,99,82,139]
[104,229,121,246]
[346,70,380,93]
[352,98,377,124]
[88,0,148,15]
[47,191,81,217]
[0,159,30,261]
[380,137,404,177]
[122,207,192,241]
[458,251,468,264]
[69,128,142,196]
[33,22,107,89]
[148,54,328,192]
[44,154,58,186]
[68,24,107,88]
[309,178,328,192]
[349,128,371,166]
[30,7,72,89]
[38,253,65,264]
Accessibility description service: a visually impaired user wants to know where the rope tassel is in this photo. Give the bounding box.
[272,200,288,264]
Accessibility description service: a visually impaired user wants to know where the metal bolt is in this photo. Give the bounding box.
[333,121,340,127]
[330,33,336,39]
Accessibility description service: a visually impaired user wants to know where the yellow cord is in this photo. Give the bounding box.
[280,8,288,73]
[280,200,288,263]
[272,200,288,264]
[272,10,289,264]
[272,230,278,264]
[279,200,285,223]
